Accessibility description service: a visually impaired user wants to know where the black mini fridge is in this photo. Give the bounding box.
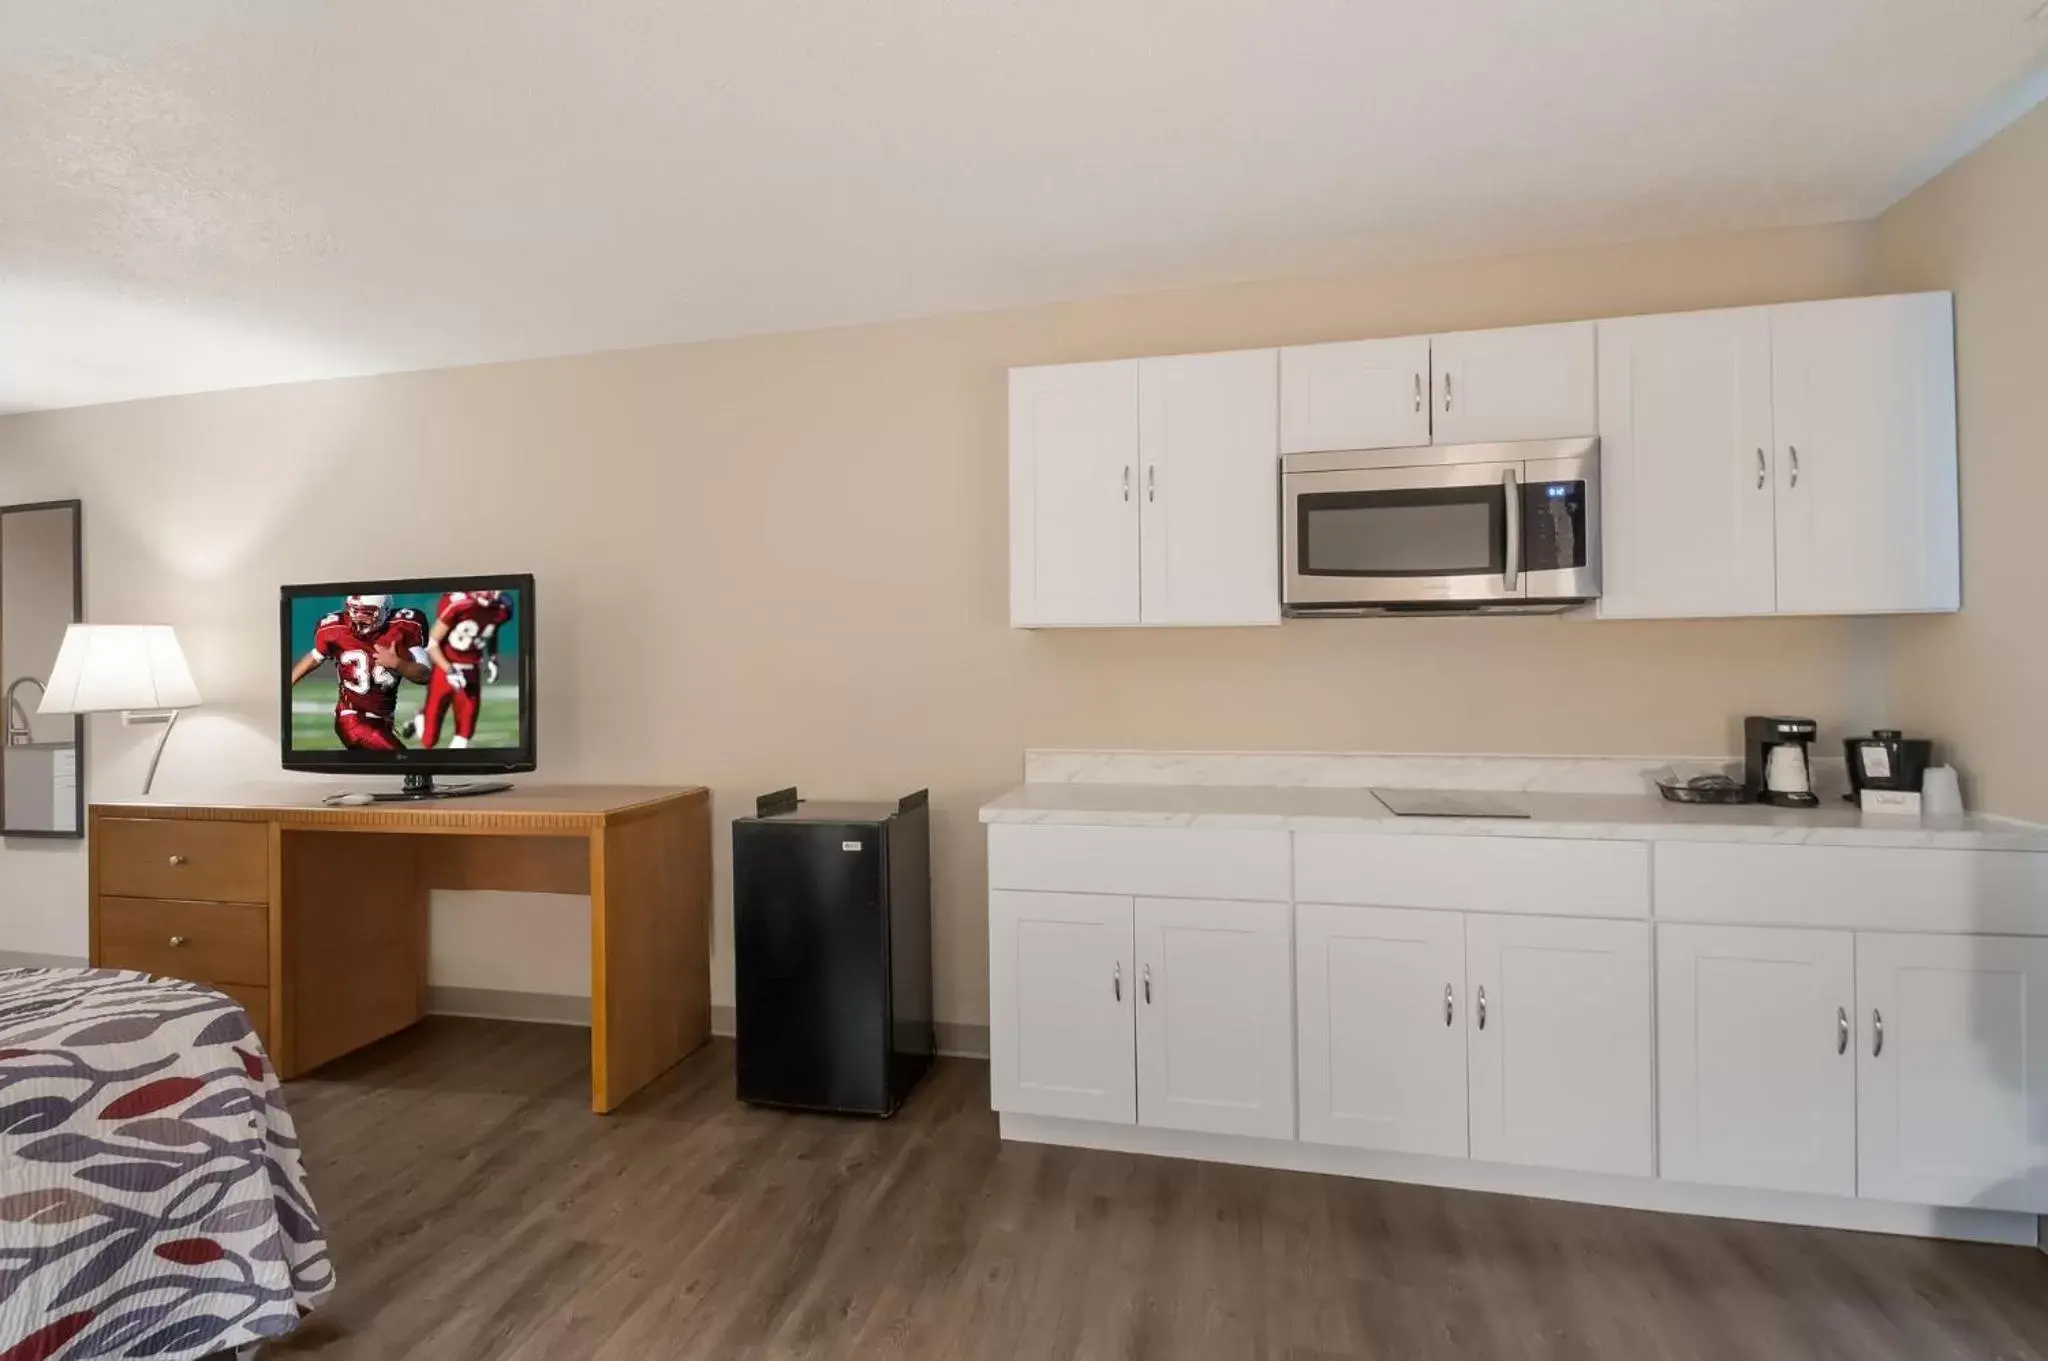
[732,787,933,1115]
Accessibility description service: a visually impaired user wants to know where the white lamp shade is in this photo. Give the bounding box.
[38,624,201,715]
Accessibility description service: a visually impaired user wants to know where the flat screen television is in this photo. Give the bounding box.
[280,574,535,797]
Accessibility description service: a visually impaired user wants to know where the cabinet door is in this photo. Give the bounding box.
[1431,321,1597,445]
[1857,932,2048,1211]
[989,890,1135,1123]
[1466,913,1653,1176]
[1596,308,1778,619]
[1771,293,1959,615]
[1296,903,1467,1156]
[1134,897,1293,1139]
[1138,350,1281,626]
[1008,361,1140,627]
[1657,925,1856,1196]
[1279,337,1431,453]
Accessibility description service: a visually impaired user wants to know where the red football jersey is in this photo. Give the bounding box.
[434,592,512,667]
[309,608,427,720]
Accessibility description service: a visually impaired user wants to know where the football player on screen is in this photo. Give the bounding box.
[401,589,512,749]
[288,595,432,751]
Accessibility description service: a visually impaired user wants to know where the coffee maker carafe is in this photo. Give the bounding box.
[1744,715,1820,808]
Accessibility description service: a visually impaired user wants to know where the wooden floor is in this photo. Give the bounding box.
[271,1017,2048,1361]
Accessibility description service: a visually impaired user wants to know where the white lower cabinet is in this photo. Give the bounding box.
[1656,924,1856,1197]
[1296,903,1468,1156]
[989,822,2048,1239]
[989,889,1136,1124]
[1466,913,1655,1176]
[1136,897,1295,1139]
[1856,932,2048,1212]
[989,887,1292,1136]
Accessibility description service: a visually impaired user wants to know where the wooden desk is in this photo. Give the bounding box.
[88,785,711,1114]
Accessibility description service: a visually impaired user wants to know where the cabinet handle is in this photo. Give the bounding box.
[1122,466,1131,503]
[1476,985,1487,1031]
[1789,445,1800,489]
[1837,1006,1849,1056]
[1143,964,1152,1005]
[167,854,188,867]
[1872,1007,1883,1057]
[1113,962,1121,1002]
[167,935,189,948]
[1444,983,1454,1027]
[1443,372,1453,413]
[1414,372,1423,413]
[1147,466,1156,504]
[1756,448,1767,491]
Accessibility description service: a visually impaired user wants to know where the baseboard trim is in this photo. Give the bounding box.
[999,1113,2038,1248]
[0,950,87,971]
[426,986,591,1026]
[935,1022,990,1060]
[711,1005,988,1059]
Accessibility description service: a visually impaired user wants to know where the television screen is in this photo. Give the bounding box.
[279,574,535,776]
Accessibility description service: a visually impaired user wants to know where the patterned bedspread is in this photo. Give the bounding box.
[0,969,332,1360]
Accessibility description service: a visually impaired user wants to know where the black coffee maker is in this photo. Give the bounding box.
[1744,715,1820,808]
[1844,730,1933,801]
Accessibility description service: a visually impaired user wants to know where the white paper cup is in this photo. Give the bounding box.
[1921,765,1964,817]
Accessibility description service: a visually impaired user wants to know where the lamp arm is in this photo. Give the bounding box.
[141,709,180,798]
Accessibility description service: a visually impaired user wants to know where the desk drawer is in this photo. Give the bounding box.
[98,818,269,903]
[98,896,269,987]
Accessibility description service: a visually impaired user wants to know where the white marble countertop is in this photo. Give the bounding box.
[979,782,2048,851]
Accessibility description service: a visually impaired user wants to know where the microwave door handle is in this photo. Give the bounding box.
[1502,467,1521,593]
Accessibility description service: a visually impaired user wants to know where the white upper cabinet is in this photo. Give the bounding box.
[1597,308,1778,619]
[1856,932,2048,1213]
[1296,903,1468,1157]
[1466,913,1654,1177]
[1009,351,1276,629]
[1280,325,1594,452]
[1597,292,1957,620]
[1138,350,1281,626]
[1279,336,1431,453]
[988,889,1137,1124]
[1014,294,1956,627]
[1656,924,1856,1197]
[1135,896,1295,1140]
[1430,321,1597,445]
[1772,293,1960,615]
[1008,361,1141,627]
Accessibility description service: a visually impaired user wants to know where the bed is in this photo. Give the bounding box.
[0,968,332,1360]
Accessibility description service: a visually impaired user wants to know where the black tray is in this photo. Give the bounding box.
[1656,778,1751,805]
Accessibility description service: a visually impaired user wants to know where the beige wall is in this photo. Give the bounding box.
[0,221,1893,1022]
[1873,99,2048,821]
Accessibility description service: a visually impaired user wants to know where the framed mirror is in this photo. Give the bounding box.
[1,500,83,838]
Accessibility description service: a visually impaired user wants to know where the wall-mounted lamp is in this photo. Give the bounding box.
[38,625,201,796]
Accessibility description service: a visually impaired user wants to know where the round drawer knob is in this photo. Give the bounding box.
[167,935,190,948]
[167,854,188,867]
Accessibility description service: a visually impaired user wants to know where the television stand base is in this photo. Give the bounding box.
[370,774,515,802]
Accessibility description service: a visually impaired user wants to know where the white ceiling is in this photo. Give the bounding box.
[4,0,2047,413]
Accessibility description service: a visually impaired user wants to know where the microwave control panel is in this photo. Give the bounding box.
[1521,479,1589,571]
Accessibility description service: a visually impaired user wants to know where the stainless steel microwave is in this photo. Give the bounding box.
[1281,437,1600,616]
